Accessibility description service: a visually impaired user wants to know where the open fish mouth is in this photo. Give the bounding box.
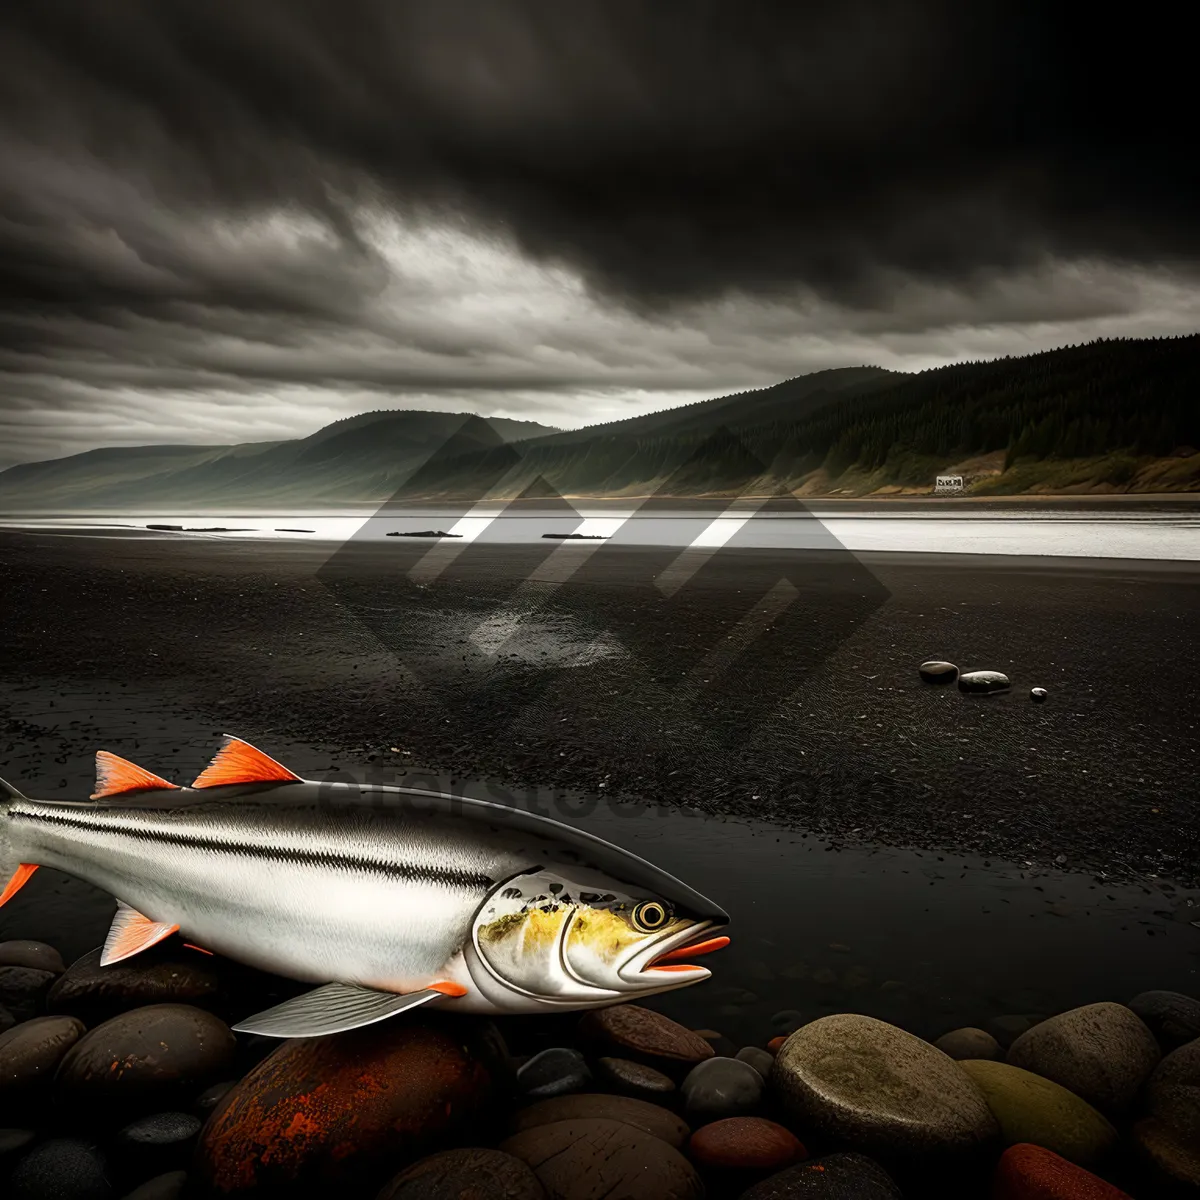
[618,921,731,985]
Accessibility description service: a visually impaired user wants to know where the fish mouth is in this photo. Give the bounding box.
[619,920,731,986]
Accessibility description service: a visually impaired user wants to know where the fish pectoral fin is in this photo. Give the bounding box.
[232,982,449,1039]
[0,863,38,908]
[101,900,180,965]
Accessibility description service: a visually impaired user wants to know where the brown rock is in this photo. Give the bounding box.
[502,1117,702,1200]
[577,1004,714,1076]
[195,1014,506,1196]
[0,1014,86,1115]
[512,1093,690,1149]
[992,1143,1132,1200]
[935,1027,1003,1061]
[738,1152,903,1199]
[593,1056,677,1100]
[1133,1038,1200,1192]
[688,1116,806,1171]
[0,966,56,1021]
[0,941,65,974]
[54,1003,236,1123]
[377,1148,547,1200]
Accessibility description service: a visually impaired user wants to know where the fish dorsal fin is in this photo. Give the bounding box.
[101,900,180,965]
[0,774,28,801]
[0,864,38,908]
[92,751,180,800]
[232,982,451,1038]
[192,736,303,789]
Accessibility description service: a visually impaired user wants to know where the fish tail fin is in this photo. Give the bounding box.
[0,775,39,908]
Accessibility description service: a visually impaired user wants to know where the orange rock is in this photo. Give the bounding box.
[767,1036,787,1055]
[993,1143,1131,1200]
[688,1116,806,1171]
[194,1014,507,1196]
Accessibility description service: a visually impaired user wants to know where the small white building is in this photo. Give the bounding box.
[934,475,965,494]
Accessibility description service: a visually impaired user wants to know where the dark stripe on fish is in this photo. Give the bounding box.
[10,804,494,892]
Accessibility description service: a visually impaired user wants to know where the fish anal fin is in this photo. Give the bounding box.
[92,751,179,800]
[192,736,303,789]
[232,983,447,1038]
[428,980,468,997]
[101,900,180,966]
[0,863,38,908]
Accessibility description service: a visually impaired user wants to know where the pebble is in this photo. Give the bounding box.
[738,1152,903,1199]
[935,1027,1003,1061]
[736,1046,776,1080]
[919,660,959,684]
[0,1015,87,1115]
[696,1028,739,1057]
[1031,687,1049,703]
[0,967,57,1022]
[1127,989,1200,1050]
[111,1113,201,1183]
[991,1143,1131,1200]
[511,1093,690,1149]
[989,1015,1045,1049]
[958,670,1012,694]
[501,1117,702,1200]
[0,941,66,974]
[593,1056,677,1100]
[119,1171,189,1200]
[680,1056,763,1121]
[0,1126,37,1167]
[1133,1037,1200,1193]
[517,1047,592,1100]
[377,1148,547,1200]
[193,1080,237,1119]
[958,1059,1117,1167]
[688,1116,806,1172]
[773,1014,998,1165]
[1006,1002,1160,1115]
[6,1137,113,1200]
[766,1036,787,1055]
[195,1014,506,1195]
[54,1004,237,1124]
[0,1004,15,1034]
[577,1004,714,1075]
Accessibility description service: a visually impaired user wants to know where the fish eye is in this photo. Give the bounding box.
[631,900,671,932]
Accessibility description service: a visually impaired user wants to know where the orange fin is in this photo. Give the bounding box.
[92,751,179,800]
[427,980,468,997]
[101,900,180,966]
[192,736,303,789]
[0,863,38,908]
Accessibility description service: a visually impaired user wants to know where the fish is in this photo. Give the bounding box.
[0,736,729,1038]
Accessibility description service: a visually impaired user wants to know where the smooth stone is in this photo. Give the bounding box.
[501,1117,702,1200]
[1128,989,1200,1050]
[959,1059,1117,1166]
[0,968,57,1022]
[0,942,65,974]
[959,670,1011,694]
[688,1117,806,1172]
[46,949,225,1027]
[681,1057,763,1122]
[120,1171,188,1200]
[54,1005,236,1124]
[773,1014,998,1164]
[0,1015,87,1114]
[919,660,959,684]
[577,1004,714,1075]
[737,1152,903,1199]
[195,1014,506,1195]
[1006,1002,1160,1115]
[112,1113,201,1182]
[1031,687,1049,703]
[1134,1038,1200,1192]
[593,1056,676,1100]
[935,1027,1003,1061]
[512,1093,689,1149]
[193,1080,237,1118]
[0,1127,37,1165]
[0,1004,15,1034]
[377,1148,547,1200]
[736,1046,776,1080]
[696,1029,739,1058]
[1132,1115,1200,1195]
[6,1137,113,1200]
[989,1015,1045,1049]
[766,1036,787,1055]
[517,1047,592,1100]
[992,1143,1131,1200]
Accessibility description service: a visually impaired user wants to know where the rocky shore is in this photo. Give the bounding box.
[1,938,1197,1199]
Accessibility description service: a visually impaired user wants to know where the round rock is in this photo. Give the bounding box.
[195,1013,506,1195]
[992,1143,1131,1200]
[593,1057,676,1101]
[681,1056,763,1122]
[6,1137,113,1200]
[959,1059,1117,1167]
[112,1112,201,1182]
[0,942,65,974]
[577,1005,713,1076]
[958,670,1011,694]
[0,1004,16,1034]
[1006,1002,1160,1115]
[935,1027,1003,1061]
[1134,1038,1200,1193]
[54,1004,236,1124]
[517,1047,592,1101]
[193,1080,236,1119]
[120,1172,188,1200]
[688,1117,805,1172]
[919,661,959,685]
[0,1127,37,1167]
[0,967,57,1022]
[0,1015,87,1115]
[501,1117,702,1200]
[378,1148,547,1200]
[1127,990,1200,1050]
[736,1046,776,1080]
[773,1014,998,1165]
[1031,687,1049,703]
[738,1152,903,1199]
[512,1093,689,1149]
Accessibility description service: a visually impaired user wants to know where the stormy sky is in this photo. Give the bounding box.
[1,1,1196,468]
